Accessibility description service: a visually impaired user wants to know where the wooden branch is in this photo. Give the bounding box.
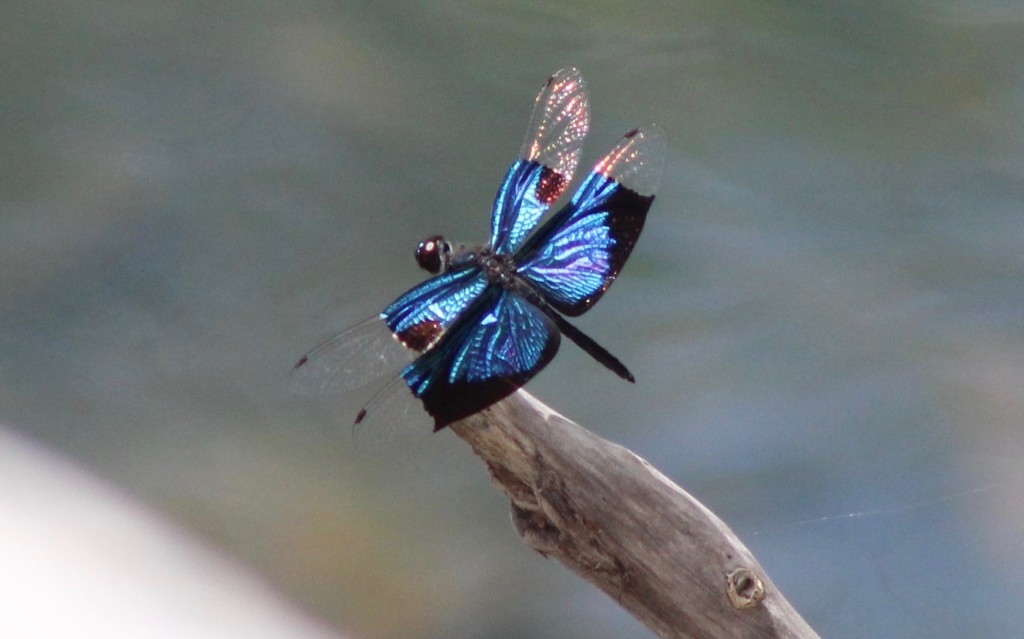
[449,391,820,639]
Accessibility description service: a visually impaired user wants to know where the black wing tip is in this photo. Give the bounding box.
[419,379,521,432]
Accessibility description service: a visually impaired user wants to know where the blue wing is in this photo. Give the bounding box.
[490,68,589,255]
[400,287,560,429]
[382,266,488,351]
[514,126,666,317]
[293,267,488,397]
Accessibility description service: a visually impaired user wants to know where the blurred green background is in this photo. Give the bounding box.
[3,1,1023,637]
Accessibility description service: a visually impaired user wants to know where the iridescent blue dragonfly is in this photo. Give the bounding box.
[293,68,665,433]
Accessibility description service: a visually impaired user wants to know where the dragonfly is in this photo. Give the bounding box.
[292,68,665,433]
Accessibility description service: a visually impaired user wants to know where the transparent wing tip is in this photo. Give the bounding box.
[351,376,435,449]
[596,124,667,197]
[519,67,591,176]
[549,66,583,85]
[288,317,413,397]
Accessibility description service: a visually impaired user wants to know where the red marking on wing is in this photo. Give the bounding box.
[535,167,568,205]
[397,320,443,352]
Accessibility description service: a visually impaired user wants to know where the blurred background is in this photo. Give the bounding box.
[3,1,1023,637]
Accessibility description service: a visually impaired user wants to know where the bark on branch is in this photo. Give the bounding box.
[449,391,820,639]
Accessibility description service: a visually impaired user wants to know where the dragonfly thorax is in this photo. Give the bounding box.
[420,237,518,289]
[475,249,517,287]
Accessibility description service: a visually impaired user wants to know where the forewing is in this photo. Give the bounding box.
[514,126,666,316]
[293,266,490,434]
[290,317,413,396]
[382,266,488,351]
[490,68,590,255]
[400,288,560,430]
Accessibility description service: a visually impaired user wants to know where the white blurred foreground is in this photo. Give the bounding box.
[0,426,347,639]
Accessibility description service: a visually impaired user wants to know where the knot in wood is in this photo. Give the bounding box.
[726,567,765,609]
[511,502,562,555]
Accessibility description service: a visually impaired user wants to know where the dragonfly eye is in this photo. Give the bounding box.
[415,235,451,274]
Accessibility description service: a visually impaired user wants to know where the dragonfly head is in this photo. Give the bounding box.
[415,235,452,274]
